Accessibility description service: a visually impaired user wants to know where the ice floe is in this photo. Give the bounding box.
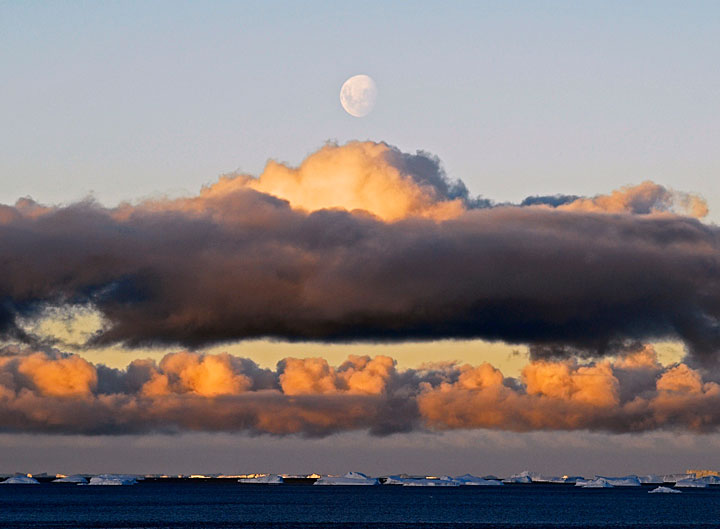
[649,486,681,494]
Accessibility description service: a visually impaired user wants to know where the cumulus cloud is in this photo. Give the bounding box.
[1,347,720,436]
[0,141,718,366]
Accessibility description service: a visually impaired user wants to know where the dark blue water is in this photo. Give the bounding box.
[1,483,718,528]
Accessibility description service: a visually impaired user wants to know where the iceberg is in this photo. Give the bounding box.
[53,475,88,484]
[238,474,283,484]
[638,475,664,484]
[314,472,379,486]
[503,475,532,484]
[649,486,682,494]
[88,474,137,486]
[663,473,693,483]
[579,478,614,488]
[595,475,641,487]
[505,470,535,483]
[559,476,585,484]
[673,478,708,488]
[1,476,40,485]
[699,475,720,485]
[453,474,504,486]
[402,478,459,487]
[382,475,415,485]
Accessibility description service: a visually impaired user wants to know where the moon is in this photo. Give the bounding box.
[340,74,377,117]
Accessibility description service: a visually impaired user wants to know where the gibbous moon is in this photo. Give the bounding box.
[340,74,377,117]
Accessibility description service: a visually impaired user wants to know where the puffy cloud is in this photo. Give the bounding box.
[142,352,252,397]
[0,141,718,366]
[1,347,720,436]
[15,353,97,397]
[522,361,619,407]
[656,364,707,394]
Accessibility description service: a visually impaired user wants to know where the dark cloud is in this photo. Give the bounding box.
[0,142,717,365]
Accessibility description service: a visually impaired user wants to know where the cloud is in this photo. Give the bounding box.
[2,347,720,436]
[0,141,718,365]
[556,181,709,217]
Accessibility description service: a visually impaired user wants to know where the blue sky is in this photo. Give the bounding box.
[2,0,719,217]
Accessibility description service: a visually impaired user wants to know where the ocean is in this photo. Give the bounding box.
[1,482,719,528]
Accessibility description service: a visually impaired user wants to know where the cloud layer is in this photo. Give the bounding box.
[2,347,720,436]
[0,141,717,365]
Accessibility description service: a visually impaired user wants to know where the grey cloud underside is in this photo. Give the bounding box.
[0,191,719,362]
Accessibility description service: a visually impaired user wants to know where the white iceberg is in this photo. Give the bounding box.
[638,475,664,484]
[382,475,415,485]
[699,475,720,485]
[663,473,693,483]
[649,486,682,494]
[559,476,585,484]
[1,476,40,485]
[314,472,379,486]
[595,475,641,487]
[503,475,532,484]
[238,474,283,484]
[579,478,614,488]
[673,478,708,488]
[402,478,459,487]
[453,474,504,486]
[53,474,88,483]
[88,474,137,486]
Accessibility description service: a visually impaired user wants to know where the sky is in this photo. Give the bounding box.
[1,0,720,477]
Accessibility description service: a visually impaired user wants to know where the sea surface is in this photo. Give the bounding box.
[1,482,719,529]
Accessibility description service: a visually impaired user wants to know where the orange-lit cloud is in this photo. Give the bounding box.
[557,181,708,218]
[1,347,720,436]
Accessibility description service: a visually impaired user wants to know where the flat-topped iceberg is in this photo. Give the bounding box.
[53,475,88,483]
[673,478,708,488]
[238,474,283,484]
[649,486,681,494]
[314,472,379,486]
[453,474,504,486]
[1,476,40,484]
